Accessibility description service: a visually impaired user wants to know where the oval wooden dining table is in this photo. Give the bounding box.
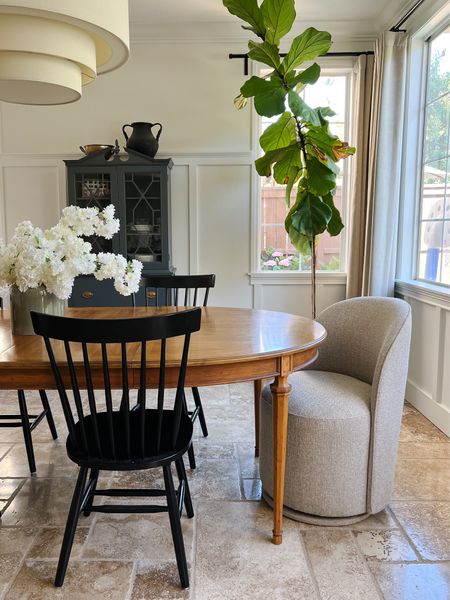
[0,305,326,544]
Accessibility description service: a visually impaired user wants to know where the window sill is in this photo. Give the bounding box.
[249,271,347,285]
[395,279,450,309]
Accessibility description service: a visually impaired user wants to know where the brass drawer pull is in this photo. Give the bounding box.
[146,290,156,299]
[82,291,94,299]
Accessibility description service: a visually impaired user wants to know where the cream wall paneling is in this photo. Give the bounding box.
[2,163,63,240]
[250,273,347,317]
[396,282,450,436]
[197,164,253,309]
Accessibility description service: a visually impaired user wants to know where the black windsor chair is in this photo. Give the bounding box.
[134,274,215,469]
[31,307,201,589]
[0,297,57,473]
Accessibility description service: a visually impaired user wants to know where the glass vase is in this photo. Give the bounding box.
[10,285,66,335]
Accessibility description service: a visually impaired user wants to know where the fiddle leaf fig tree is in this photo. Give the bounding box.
[224,0,355,317]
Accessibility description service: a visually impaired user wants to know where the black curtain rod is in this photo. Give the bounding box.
[390,0,427,32]
[229,51,375,76]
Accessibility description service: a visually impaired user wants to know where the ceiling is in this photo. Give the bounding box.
[128,0,411,36]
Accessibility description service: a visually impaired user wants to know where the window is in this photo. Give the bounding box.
[258,69,352,272]
[417,25,450,286]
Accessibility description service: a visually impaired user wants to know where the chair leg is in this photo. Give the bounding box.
[163,464,189,589]
[39,389,58,440]
[253,379,263,458]
[181,392,196,470]
[83,468,99,517]
[187,443,196,470]
[191,386,208,437]
[175,458,194,518]
[17,389,36,474]
[55,467,89,587]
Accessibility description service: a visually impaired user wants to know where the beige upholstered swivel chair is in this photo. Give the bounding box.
[260,297,412,525]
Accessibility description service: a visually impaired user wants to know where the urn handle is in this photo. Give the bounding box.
[122,124,132,141]
[151,123,162,141]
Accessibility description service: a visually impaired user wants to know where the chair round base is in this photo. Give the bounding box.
[262,491,371,526]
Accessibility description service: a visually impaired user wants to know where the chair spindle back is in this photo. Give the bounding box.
[31,309,201,461]
[137,274,215,308]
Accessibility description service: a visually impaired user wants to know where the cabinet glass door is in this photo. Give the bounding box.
[74,171,114,253]
[124,171,162,266]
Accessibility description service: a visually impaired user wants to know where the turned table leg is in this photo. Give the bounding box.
[270,369,291,545]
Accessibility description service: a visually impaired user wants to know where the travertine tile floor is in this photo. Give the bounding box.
[0,384,449,599]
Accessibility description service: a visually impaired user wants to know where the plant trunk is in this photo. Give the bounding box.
[310,237,316,319]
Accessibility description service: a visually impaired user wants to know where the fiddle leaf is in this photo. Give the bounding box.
[288,91,321,125]
[248,40,281,70]
[280,28,332,74]
[331,140,356,160]
[323,193,344,236]
[305,126,355,166]
[255,145,295,177]
[223,0,266,38]
[286,226,311,254]
[306,156,336,196]
[234,94,248,110]
[284,169,300,206]
[287,63,321,88]
[317,106,336,118]
[273,147,302,186]
[240,75,274,97]
[261,0,296,45]
[288,188,332,238]
[240,76,286,117]
[260,112,297,151]
[254,87,287,117]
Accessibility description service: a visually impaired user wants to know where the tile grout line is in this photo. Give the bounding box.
[298,530,322,600]
[365,558,450,564]
[78,508,98,560]
[235,440,246,501]
[390,498,450,504]
[386,505,425,562]
[349,529,385,600]
[125,560,137,600]
[0,477,26,515]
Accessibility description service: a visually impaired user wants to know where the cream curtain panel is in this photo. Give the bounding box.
[347,32,407,297]
[346,53,376,297]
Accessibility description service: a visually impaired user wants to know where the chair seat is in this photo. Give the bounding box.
[260,371,372,519]
[67,409,193,470]
[262,370,371,419]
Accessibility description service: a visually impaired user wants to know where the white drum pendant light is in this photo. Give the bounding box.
[0,0,129,105]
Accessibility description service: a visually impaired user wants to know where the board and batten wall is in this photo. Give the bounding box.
[396,284,450,436]
[0,38,347,316]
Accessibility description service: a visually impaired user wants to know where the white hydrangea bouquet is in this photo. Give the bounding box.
[0,204,143,299]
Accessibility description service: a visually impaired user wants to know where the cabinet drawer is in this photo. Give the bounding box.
[69,277,134,307]
[68,277,162,307]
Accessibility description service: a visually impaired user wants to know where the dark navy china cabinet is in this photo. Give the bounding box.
[65,149,173,306]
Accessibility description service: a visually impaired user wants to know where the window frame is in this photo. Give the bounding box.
[415,24,450,288]
[396,2,450,296]
[250,58,356,277]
